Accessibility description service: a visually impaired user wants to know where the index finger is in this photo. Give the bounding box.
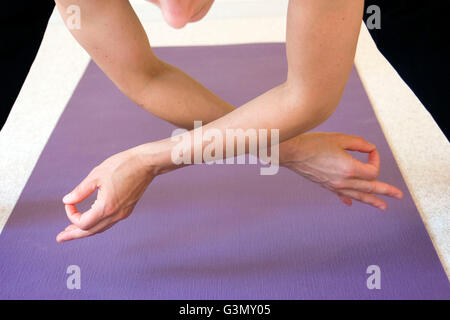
[347,148,380,180]
[65,200,105,230]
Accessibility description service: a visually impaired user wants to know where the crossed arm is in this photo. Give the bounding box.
[54,0,403,242]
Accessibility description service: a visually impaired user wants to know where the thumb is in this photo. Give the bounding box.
[63,177,97,205]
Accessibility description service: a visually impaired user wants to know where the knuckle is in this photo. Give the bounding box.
[331,179,345,189]
[378,185,387,194]
[352,192,363,201]
[101,208,111,219]
[369,171,379,181]
[374,167,380,177]
[342,166,354,178]
[102,203,115,217]
[366,184,375,193]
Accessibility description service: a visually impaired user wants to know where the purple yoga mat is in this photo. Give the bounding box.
[0,44,448,299]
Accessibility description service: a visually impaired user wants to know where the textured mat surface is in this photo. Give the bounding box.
[0,44,448,299]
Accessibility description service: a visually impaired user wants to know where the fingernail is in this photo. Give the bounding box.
[62,193,72,203]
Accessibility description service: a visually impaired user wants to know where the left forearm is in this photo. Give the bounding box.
[133,80,339,175]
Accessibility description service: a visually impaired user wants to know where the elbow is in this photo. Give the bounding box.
[121,59,167,106]
[283,80,343,131]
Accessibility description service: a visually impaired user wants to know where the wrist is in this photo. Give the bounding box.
[131,140,183,176]
[278,134,309,168]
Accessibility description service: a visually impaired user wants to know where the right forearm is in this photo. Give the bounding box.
[132,60,235,130]
[55,0,233,129]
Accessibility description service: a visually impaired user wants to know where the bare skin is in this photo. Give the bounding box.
[54,0,403,242]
